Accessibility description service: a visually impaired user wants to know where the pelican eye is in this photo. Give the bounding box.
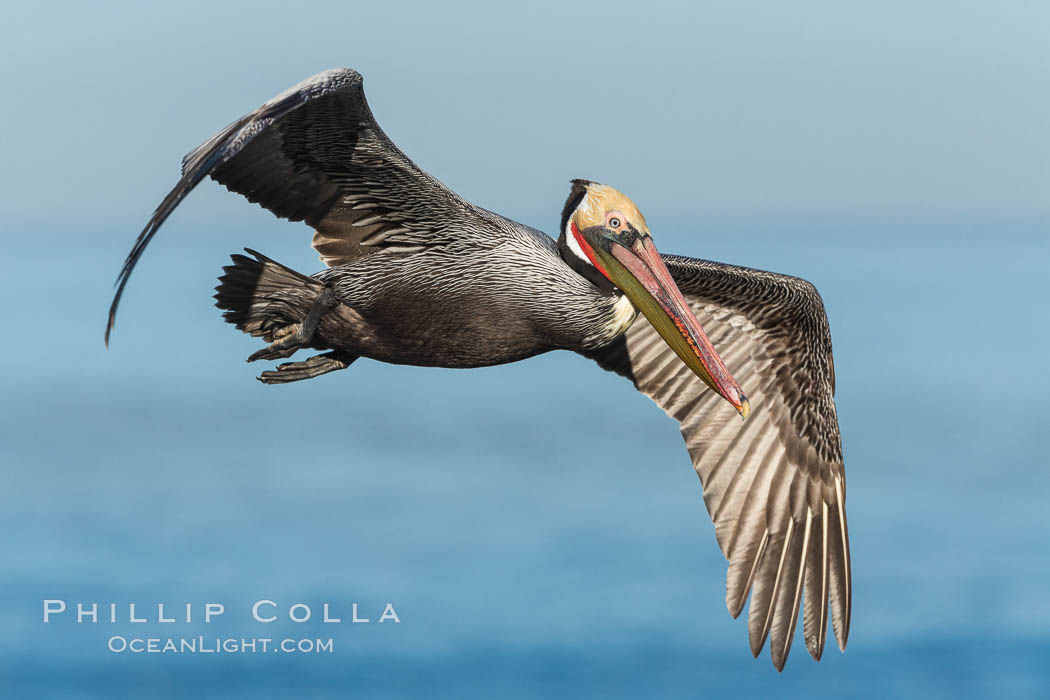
[608,217,621,229]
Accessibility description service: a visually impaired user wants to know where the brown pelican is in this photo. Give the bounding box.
[106,68,850,670]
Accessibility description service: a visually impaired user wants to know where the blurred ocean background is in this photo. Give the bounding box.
[2,2,1048,698]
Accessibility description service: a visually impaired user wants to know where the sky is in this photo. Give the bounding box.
[1,0,1047,237]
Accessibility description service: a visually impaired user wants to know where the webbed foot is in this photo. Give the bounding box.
[245,286,335,363]
[258,352,357,384]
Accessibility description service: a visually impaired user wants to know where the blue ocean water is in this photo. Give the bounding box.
[1,214,1048,698]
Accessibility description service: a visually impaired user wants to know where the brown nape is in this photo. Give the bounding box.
[559,179,592,235]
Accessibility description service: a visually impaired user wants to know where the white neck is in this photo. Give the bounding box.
[563,217,592,267]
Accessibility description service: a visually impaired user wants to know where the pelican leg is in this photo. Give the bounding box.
[246,287,335,362]
[258,352,357,384]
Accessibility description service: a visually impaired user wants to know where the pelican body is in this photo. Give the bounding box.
[107,69,850,670]
[307,207,635,368]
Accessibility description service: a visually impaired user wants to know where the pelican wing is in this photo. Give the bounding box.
[586,255,850,670]
[107,68,508,341]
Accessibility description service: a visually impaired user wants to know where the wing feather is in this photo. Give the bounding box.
[828,476,852,651]
[771,506,810,671]
[750,517,792,657]
[107,68,514,342]
[585,255,849,669]
[802,502,830,660]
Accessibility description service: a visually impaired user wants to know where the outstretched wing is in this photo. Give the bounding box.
[107,68,511,342]
[586,255,850,670]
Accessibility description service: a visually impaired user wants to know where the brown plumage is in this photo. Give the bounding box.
[106,68,850,669]
[586,258,849,667]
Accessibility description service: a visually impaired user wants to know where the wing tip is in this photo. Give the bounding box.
[835,616,851,651]
[105,270,131,347]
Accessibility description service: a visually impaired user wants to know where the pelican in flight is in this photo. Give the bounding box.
[106,68,850,670]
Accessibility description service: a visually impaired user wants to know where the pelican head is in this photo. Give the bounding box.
[559,179,749,418]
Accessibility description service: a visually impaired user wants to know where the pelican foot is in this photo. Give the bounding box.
[258,352,357,384]
[247,324,307,362]
[246,286,336,363]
